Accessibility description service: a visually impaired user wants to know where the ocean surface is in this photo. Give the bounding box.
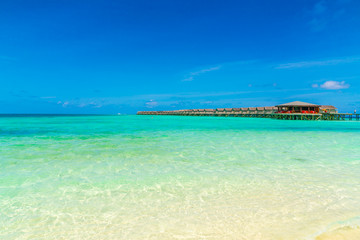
[1,115,360,240]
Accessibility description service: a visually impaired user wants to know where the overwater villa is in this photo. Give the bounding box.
[275,101,321,114]
[319,105,338,114]
[275,101,337,114]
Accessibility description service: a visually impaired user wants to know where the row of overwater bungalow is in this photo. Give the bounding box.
[138,101,339,117]
[137,106,278,116]
[136,101,359,121]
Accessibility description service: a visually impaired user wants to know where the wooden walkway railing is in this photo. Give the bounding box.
[137,111,360,121]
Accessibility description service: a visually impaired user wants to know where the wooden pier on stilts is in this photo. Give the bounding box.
[137,101,359,121]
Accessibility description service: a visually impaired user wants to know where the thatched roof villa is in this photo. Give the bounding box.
[319,105,338,114]
[276,101,321,114]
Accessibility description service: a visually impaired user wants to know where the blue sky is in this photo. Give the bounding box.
[1,0,360,113]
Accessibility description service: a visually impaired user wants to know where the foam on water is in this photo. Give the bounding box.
[1,115,360,239]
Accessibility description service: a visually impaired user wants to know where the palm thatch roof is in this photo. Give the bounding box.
[275,101,320,107]
[320,105,337,109]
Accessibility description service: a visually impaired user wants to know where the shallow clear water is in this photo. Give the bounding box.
[1,115,360,239]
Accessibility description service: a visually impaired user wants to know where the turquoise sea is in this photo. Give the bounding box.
[1,115,360,239]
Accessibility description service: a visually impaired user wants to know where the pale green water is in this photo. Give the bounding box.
[1,115,360,240]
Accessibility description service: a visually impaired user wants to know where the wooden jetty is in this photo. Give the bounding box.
[137,101,359,121]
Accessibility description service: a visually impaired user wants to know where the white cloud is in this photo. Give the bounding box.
[276,57,360,69]
[312,83,319,88]
[62,101,69,107]
[182,66,221,82]
[47,87,312,110]
[56,99,103,108]
[192,66,221,75]
[145,100,158,108]
[312,81,350,90]
[321,81,350,90]
[40,96,56,99]
[181,60,258,82]
[182,76,194,82]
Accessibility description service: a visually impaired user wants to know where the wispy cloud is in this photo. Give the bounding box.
[248,83,278,88]
[312,80,350,90]
[51,88,309,110]
[313,0,327,15]
[145,100,158,108]
[307,0,351,32]
[182,66,221,82]
[181,60,259,82]
[129,88,312,103]
[56,99,102,108]
[182,76,194,82]
[308,0,328,32]
[40,96,56,99]
[276,57,360,69]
